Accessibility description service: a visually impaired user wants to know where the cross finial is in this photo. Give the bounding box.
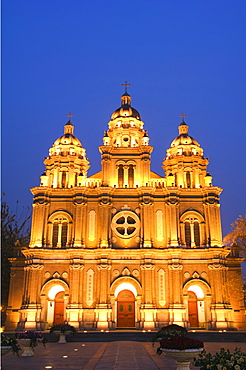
[66,112,74,119]
[179,113,187,122]
[121,81,131,92]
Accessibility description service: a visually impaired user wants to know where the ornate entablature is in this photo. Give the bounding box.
[6,87,245,333]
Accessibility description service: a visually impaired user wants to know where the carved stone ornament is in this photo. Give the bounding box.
[141,196,153,205]
[73,197,87,205]
[99,196,112,206]
[141,263,154,270]
[44,271,51,278]
[184,271,190,278]
[122,267,131,275]
[132,269,139,277]
[30,264,44,270]
[192,271,200,278]
[168,263,183,270]
[166,197,179,206]
[53,271,60,278]
[71,264,84,270]
[113,269,120,277]
[208,263,225,270]
[97,263,111,270]
[62,272,68,278]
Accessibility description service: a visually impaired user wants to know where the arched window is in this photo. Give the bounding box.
[185,222,191,247]
[186,172,191,188]
[128,165,134,187]
[181,213,204,248]
[50,215,70,248]
[194,221,200,246]
[61,171,66,188]
[118,165,124,187]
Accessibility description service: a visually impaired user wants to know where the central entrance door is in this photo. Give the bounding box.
[117,290,135,327]
[188,291,199,327]
[54,291,65,325]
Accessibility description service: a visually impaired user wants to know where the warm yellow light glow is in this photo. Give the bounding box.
[48,285,65,300]
[188,285,204,299]
[83,330,87,333]
[63,356,68,358]
[114,283,137,297]
[45,367,53,369]
[82,344,85,346]
[0,328,3,333]
[74,349,78,351]
[142,330,146,332]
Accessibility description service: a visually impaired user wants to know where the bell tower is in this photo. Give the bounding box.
[163,114,212,188]
[99,85,153,187]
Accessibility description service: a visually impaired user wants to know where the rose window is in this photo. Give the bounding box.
[111,211,140,239]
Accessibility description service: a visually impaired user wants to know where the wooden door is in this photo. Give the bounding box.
[188,291,199,327]
[54,291,65,325]
[117,290,135,327]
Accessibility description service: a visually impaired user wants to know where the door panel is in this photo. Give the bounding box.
[188,291,199,327]
[117,290,135,327]
[54,291,65,325]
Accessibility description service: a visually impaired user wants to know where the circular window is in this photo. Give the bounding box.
[111,211,140,239]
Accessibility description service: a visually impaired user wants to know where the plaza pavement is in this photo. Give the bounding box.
[2,341,246,370]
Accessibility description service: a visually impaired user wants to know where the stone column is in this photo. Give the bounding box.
[168,263,184,326]
[166,198,179,247]
[140,260,155,329]
[67,261,84,327]
[96,260,111,329]
[98,194,112,248]
[141,195,153,248]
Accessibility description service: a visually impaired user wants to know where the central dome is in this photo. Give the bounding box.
[111,92,141,120]
[171,134,199,147]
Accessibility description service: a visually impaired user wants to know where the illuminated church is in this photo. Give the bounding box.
[6,88,245,331]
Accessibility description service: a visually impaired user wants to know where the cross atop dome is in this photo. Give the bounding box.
[179,113,187,123]
[121,81,131,93]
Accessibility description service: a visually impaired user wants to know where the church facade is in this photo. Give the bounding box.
[6,91,245,331]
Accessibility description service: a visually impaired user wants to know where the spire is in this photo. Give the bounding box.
[64,113,74,135]
[121,81,132,105]
[178,113,189,135]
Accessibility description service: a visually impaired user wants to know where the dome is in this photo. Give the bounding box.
[110,92,141,120]
[52,120,82,148]
[171,134,200,147]
[170,120,200,147]
[53,133,82,147]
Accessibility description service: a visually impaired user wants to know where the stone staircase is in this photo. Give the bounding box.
[45,330,246,343]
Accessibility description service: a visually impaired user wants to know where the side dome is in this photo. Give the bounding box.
[170,121,200,147]
[53,133,82,147]
[110,92,141,120]
[52,120,82,147]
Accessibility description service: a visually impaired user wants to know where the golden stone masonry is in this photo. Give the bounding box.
[6,91,245,331]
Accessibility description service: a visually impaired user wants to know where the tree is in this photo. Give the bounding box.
[1,197,31,323]
[223,215,246,257]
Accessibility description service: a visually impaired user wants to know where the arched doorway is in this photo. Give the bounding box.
[117,290,135,327]
[54,291,65,325]
[188,290,198,327]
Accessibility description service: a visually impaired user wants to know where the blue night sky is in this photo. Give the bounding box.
[2,0,246,238]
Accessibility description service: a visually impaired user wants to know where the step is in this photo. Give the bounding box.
[44,330,246,343]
